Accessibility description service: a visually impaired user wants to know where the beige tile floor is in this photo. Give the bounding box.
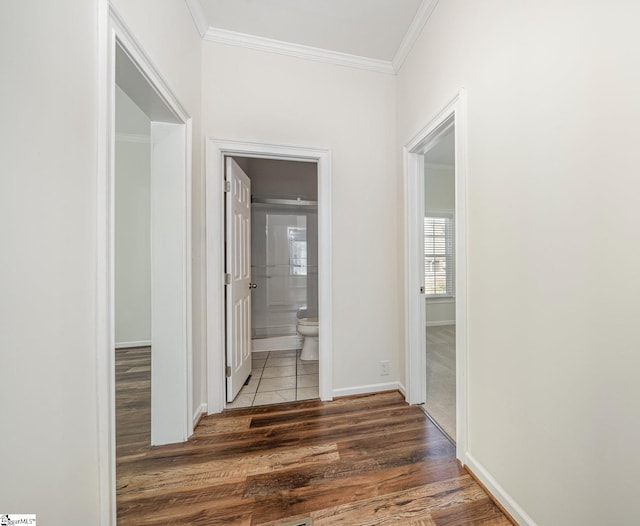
[226,349,319,409]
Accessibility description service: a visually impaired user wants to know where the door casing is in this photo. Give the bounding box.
[403,89,468,464]
[206,139,333,413]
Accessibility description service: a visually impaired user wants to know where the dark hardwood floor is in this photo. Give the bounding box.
[116,347,512,525]
[115,346,151,459]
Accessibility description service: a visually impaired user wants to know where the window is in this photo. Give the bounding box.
[424,213,454,297]
[287,226,307,276]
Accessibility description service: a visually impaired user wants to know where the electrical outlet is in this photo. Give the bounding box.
[380,360,390,376]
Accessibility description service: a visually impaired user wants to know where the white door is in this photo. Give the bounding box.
[226,158,252,402]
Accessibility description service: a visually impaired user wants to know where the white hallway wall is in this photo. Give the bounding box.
[202,42,399,392]
[397,1,640,524]
[1,1,203,523]
[0,1,101,523]
[110,0,204,418]
[7,1,639,523]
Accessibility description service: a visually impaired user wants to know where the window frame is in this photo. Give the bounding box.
[424,209,455,299]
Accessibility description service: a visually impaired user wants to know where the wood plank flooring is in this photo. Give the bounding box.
[115,346,151,459]
[116,347,512,525]
[425,324,456,440]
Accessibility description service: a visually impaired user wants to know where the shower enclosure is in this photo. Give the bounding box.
[251,198,318,348]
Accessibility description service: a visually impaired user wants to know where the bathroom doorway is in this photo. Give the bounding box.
[224,157,320,408]
[206,139,333,415]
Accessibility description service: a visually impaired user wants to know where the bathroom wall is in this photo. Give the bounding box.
[251,209,317,337]
[239,158,319,338]
[115,86,151,346]
[246,158,318,200]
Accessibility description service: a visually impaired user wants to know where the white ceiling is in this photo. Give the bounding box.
[196,0,424,61]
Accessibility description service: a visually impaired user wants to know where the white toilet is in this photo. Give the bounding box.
[297,317,319,361]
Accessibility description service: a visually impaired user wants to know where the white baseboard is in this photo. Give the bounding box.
[465,453,537,526]
[192,403,207,430]
[252,335,302,352]
[115,340,151,349]
[398,382,407,398]
[425,320,455,327]
[333,382,403,398]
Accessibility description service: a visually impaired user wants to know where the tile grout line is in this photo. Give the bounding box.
[251,351,267,407]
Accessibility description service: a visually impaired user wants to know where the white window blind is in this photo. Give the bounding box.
[424,214,454,296]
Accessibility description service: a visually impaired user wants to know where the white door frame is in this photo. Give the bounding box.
[206,139,333,414]
[97,6,193,523]
[404,89,468,463]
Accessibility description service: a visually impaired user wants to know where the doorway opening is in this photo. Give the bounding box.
[112,35,192,447]
[423,123,456,441]
[404,89,468,463]
[98,9,194,522]
[114,84,153,459]
[225,157,319,408]
[206,140,333,415]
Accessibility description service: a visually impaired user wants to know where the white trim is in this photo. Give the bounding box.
[398,383,407,398]
[96,1,114,523]
[404,149,425,400]
[110,9,190,122]
[184,0,208,38]
[206,139,333,414]
[404,88,468,465]
[184,122,194,437]
[192,402,208,429]
[426,320,455,327]
[115,132,150,144]
[115,340,151,349]
[333,382,403,398]
[195,1,440,76]
[204,27,395,75]
[392,0,439,73]
[465,453,538,526]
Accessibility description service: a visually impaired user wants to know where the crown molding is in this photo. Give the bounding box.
[184,0,208,38]
[204,27,395,75]
[392,0,439,73]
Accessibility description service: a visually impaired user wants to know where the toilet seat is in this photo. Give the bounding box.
[298,317,318,326]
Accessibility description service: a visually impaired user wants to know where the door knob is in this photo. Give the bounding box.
[249,283,257,289]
